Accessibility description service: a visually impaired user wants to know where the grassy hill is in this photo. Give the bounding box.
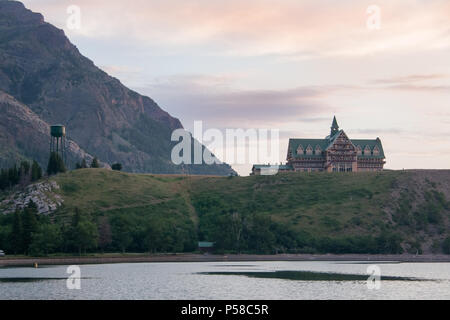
[2,169,450,255]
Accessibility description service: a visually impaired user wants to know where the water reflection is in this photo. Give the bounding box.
[0,261,449,299]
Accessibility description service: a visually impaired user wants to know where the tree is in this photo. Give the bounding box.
[18,161,32,185]
[230,211,246,253]
[19,161,30,177]
[75,159,88,169]
[22,201,39,254]
[0,168,8,190]
[98,216,112,252]
[0,224,11,253]
[31,160,42,182]
[111,163,122,171]
[76,220,98,254]
[47,152,66,176]
[91,157,100,168]
[29,224,62,256]
[69,209,98,255]
[144,220,163,253]
[247,214,276,254]
[443,237,450,254]
[9,210,24,254]
[111,216,133,253]
[8,165,19,187]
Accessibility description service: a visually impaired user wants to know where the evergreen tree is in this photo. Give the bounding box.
[111,215,133,253]
[98,216,112,252]
[111,163,122,171]
[0,168,7,190]
[91,157,100,168]
[29,224,62,256]
[22,201,39,254]
[69,208,98,255]
[31,160,42,182]
[0,224,10,253]
[443,237,450,254]
[10,210,24,254]
[19,161,31,185]
[81,159,88,168]
[8,165,19,187]
[19,161,30,176]
[47,152,66,176]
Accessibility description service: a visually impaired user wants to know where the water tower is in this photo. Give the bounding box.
[50,124,66,162]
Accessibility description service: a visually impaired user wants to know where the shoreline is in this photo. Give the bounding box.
[2,253,450,267]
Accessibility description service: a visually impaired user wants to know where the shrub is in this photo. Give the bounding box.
[47,152,66,176]
[111,163,122,171]
[442,237,450,254]
[91,157,100,168]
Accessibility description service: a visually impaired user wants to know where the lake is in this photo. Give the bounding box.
[0,261,449,299]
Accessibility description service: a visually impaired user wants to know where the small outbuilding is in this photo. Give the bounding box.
[198,242,215,254]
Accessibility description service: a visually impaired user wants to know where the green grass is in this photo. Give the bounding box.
[43,169,450,253]
[53,169,191,215]
[49,170,410,235]
[189,171,404,237]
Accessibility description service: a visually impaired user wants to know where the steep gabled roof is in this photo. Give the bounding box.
[288,135,385,159]
[351,139,385,158]
[288,138,329,158]
[288,116,385,160]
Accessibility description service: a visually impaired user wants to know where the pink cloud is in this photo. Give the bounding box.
[22,0,450,58]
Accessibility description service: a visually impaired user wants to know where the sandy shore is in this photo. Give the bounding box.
[1,253,450,267]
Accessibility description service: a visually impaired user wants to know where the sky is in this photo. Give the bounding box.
[21,0,450,175]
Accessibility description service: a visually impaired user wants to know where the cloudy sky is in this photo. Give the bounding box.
[22,0,450,175]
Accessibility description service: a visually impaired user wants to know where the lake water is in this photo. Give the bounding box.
[0,261,449,299]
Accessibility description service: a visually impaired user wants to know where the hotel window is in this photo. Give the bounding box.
[356,146,362,155]
[297,145,304,155]
[306,145,313,155]
[315,145,322,155]
[364,146,371,155]
[373,146,380,156]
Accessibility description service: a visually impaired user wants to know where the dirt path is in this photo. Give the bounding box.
[2,253,450,267]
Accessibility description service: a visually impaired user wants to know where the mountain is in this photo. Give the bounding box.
[0,90,97,168]
[0,0,235,175]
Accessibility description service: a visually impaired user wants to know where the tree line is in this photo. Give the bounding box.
[75,157,122,171]
[0,160,42,191]
[0,203,196,256]
[1,198,450,256]
[0,203,99,256]
[194,194,407,254]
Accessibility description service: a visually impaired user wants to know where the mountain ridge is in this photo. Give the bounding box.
[0,89,98,168]
[0,1,234,175]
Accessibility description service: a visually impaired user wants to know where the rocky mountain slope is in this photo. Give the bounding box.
[0,0,234,175]
[0,90,97,168]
